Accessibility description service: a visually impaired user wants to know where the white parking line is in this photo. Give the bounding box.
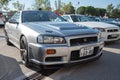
[103,47,120,54]
[44,77,53,80]
[14,70,36,80]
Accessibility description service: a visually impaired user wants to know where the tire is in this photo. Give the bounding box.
[20,36,30,67]
[4,30,12,45]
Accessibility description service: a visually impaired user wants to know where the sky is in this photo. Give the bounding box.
[8,0,120,10]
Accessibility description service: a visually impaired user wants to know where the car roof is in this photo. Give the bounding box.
[62,14,86,16]
[19,10,51,13]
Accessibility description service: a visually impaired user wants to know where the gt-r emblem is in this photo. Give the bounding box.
[83,38,87,42]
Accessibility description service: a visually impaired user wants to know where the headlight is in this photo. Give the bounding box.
[37,35,66,44]
[95,28,106,32]
[98,32,102,40]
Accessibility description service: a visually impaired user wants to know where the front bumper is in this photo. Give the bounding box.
[101,31,120,42]
[28,41,104,66]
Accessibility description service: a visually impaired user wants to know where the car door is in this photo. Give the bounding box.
[8,12,21,46]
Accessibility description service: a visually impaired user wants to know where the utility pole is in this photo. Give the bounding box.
[75,2,80,14]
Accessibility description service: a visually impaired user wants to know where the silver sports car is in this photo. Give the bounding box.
[4,10,104,68]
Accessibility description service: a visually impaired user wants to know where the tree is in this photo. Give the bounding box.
[86,6,96,16]
[106,4,114,17]
[33,0,51,11]
[111,9,120,18]
[99,8,106,17]
[116,4,120,9]
[62,2,75,14]
[3,5,10,11]
[33,0,43,10]
[58,0,61,10]
[54,0,58,10]
[110,4,120,18]
[54,0,65,15]
[0,0,11,10]
[45,0,51,11]
[94,8,100,16]
[106,4,120,18]
[76,6,86,15]
[45,7,51,11]
[12,0,25,11]
[54,0,62,10]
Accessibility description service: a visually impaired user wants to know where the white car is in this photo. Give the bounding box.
[62,14,120,42]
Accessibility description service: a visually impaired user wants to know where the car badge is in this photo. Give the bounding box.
[83,38,87,42]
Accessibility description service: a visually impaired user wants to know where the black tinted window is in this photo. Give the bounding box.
[71,15,94,22]
[22,11,66,22]
[71,15,80,22]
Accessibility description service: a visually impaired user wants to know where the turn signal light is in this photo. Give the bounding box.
[46,49,56,54]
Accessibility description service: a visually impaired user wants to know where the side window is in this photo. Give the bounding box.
[95,19,99,21]
[71,15,79,22]
[62,16,70,21]
[11,12,20,22]
[80,16,89,22]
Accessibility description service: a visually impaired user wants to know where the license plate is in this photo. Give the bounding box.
[79,46,94,57]
[111,34,118,37]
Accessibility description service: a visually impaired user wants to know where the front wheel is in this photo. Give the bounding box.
[20,36,30,67]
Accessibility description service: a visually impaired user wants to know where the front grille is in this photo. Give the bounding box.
[70,36,97,46]
[107,29,118,32]
[70,46,99,61]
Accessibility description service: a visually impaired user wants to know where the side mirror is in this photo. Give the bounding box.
[9,19,19,24]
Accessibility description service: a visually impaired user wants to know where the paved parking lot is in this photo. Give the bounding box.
[0,28,120,80]
[0,28,37,80]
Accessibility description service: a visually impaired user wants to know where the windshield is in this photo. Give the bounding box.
[71,15,94,22]
[22,11,66,22]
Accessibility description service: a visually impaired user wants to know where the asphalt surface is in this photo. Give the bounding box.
[0,27,120,80]
[0,28,36,80]
[0,55,25,80]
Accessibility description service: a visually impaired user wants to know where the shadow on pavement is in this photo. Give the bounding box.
[17,60,60,76]
[0,54,27,80]
[17,60,60,79]
[26,63,61,79]
[105,40,120,49]
[0,25,4,28]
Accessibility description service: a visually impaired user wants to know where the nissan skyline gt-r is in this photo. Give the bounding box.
[4,10,104,68]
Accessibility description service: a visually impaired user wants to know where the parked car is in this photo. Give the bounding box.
[0,13,5,27]
[62,14,120,42]
[4,11,104,68]
[92,17,120,27]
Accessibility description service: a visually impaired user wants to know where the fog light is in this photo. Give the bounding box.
[46,49,56,54]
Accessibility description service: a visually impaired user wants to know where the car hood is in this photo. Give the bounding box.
[23,22,98,36]
[75,22,119,28]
